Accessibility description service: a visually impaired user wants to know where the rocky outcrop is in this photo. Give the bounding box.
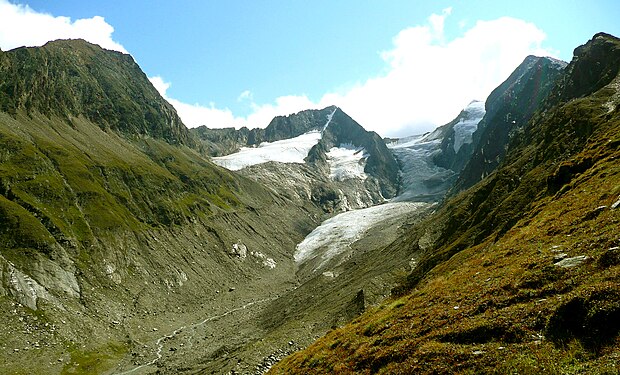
[307,108,400,199]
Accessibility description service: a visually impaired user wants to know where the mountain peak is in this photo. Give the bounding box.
[0,39,191,145]
[553,32,620,102]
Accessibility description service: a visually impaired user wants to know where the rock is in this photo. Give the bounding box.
[597,247,620,268]
[231,242,248,259]
[229,287,236,292]
[554,255,588,268]
[152,328,158,332]
[583,206,607,221]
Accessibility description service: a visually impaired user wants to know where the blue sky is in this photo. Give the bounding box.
[1,0,619,136]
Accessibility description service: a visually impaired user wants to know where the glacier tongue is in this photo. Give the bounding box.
[388,135,455,202]
[294,202,427,271]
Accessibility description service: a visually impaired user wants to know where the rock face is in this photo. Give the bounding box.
[307,108,400,199]
[452,55,567,192]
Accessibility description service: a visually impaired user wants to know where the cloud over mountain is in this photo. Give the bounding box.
[0,0,126,53]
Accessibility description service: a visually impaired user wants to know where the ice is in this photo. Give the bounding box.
[453,100,485,153]
[212,130,322,171]
[389,134,455,202]
[326,144,368,181]
[294,202,427,270]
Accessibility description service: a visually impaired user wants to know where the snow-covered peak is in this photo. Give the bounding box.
[465,100,485,115]
[211,130,322,171]
[453,100,486,153]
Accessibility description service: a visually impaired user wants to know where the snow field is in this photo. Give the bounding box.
[326,144,368,181]
[211,130,322,171]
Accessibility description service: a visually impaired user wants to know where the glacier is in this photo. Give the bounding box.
[294,202,427,271]
[211,130,322,171]
[326,144,369,181]
[453,100,485,153]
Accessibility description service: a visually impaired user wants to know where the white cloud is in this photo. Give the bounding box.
[237,90,253,102]
[321,14,553,136]
[149,75,171,97]
[154,10,555,137]
[0,0,126,52]
[149,75,318,129]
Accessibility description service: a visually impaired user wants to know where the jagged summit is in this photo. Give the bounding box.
[0,39,191,145]
[554,32,620,102]
[193,105,338,156]
[452,54,567,192]
[208,105,400,204]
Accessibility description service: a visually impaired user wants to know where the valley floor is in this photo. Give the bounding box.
[107,199,432,374]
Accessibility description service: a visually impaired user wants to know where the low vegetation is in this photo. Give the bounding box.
[270,33,620,374]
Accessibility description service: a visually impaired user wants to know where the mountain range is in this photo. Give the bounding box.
[0,32,618,374]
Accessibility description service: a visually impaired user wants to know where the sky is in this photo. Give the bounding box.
[1,1,619,137]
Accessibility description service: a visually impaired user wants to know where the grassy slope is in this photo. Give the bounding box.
[270,36,620,374]
[0,41,324,373]
[0,111,325,375]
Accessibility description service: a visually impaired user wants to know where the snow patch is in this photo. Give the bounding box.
[322,107,338,131]
[212,130,322,171]
[327,143,368,181]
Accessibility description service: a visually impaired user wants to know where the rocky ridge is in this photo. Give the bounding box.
[452,55,567,193]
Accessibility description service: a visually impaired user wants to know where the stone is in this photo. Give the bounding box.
[553,253,568,261]
[554,255,588,268]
